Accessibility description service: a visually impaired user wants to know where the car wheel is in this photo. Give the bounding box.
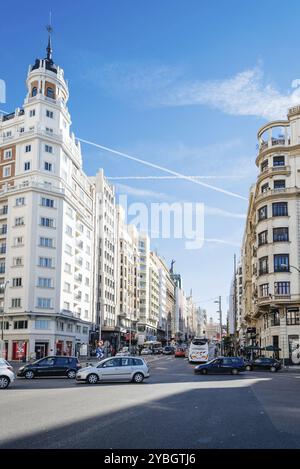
[245,365,252,371]
[0,376,10,389]
[231,368,239,375]
[87,373,98,384]
[133,372,144,383]
[25,370,34,379]
[270,366,276,372]
[201,369,207,375]
[67,370,76,379]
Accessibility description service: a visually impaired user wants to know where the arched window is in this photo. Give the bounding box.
[46,87,54,99]
[31,87,37,97]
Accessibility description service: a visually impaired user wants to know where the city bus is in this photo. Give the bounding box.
[188,337,209,363]
[143,341,162,354]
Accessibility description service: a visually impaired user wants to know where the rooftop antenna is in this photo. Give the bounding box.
[46,11,53,61]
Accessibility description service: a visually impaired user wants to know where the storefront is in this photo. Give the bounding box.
[34,341,49,359]
[12,341,27,361]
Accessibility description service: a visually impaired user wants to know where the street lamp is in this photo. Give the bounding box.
[214,296,223,355]
[0,280,9,356]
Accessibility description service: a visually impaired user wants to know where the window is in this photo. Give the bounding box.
[39,257,53,268]
[65,225,72,236]
[65,244,72,255]
[275,281,290,295]
[46,110,54,118]
[85,294,89,302]
[0,224,7,234]
[46,87,54,99]
[45,127,53,133]
[64,263,71,273]
[0,243,6,254]
[274,254,289,272]
[19,127,24,133]
[25,145,31,153]
[270,310,280,326]
[13,257,23,266]
[261,183,269,193]
[40,237,54,248]
[86,261,90,270]
[258,205,267,221]
[76,325,81,333]
[273,227,289,242]
[4,149,12,159]
[38,277,52,288]
[16,197,25,206]
[63,302,70,310]
[67,323,73,332]
[273,155,285,166]
[35,320,49,330]
[15,217,24,226]
[12,278,22,287]
[44,162,53,172]
[286,308,300,325]
[83,326,88,334]
[11,298,21,308]
[3,166,11,177]
[272,202,288,217]
[274,180,286,190]
[29,109,35,117]
[1,205,8,215]
[45,145,53,154]
[261,160,268,172]
[259,256,269,275]
[258,230,268,246]
[64,282,71,293]
[37,298,52,309]
[40,217,54,228]
[14,236,24,246]
[24,161,30,171]
[13,320,27,329]
[31,87,37,97]
[57,321,64,331]
[259,283,269,297]
[41,197,54,207]
[0,262,5,274]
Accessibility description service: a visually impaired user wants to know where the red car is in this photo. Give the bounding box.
[175,347,186,357]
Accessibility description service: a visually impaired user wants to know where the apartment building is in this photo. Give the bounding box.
[0,39,93,360]
[241,105,300,365]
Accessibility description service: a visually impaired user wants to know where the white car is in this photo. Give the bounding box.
[141,348,153,355]
[76,356,150,384]
[0,358,15,389]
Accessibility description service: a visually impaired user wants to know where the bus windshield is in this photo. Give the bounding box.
[192,338,208,346]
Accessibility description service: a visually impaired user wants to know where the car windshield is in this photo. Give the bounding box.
[192,339,208,346]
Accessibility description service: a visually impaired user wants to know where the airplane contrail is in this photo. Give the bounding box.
[78,137,248,200]
[107,175,246,180]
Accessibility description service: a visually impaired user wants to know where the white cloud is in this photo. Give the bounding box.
[156,65,300,120]
[90,61,300,120]
[114,182,172,200]
[205,238,241,248]
[205,206,246,219]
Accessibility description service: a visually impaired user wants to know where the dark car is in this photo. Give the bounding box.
[17,356,81,379]
[194,357,245,375]
[163,346,175,355]
[245,357,281,372]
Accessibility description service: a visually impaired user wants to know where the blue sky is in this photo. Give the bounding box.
[2,0,300,320]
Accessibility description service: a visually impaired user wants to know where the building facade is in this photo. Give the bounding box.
[241,105,300,365]
[0,40,93,360]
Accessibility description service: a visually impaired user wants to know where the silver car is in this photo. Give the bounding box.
[76,356,150,385]
[0,358,15,389]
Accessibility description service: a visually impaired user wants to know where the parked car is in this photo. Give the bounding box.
[194,357,246,375]
[141,348,153,355]
[76,356,150,384]
[116,347,131,357]
[17,356,81,379]
[163,346,175,355]
[175,347,186,357]
[0,358,15,389]
[245,357,281,372]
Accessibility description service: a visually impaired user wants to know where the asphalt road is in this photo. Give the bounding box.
[1,356,300,449]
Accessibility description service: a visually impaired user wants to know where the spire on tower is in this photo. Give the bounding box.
[46,11,53,62]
